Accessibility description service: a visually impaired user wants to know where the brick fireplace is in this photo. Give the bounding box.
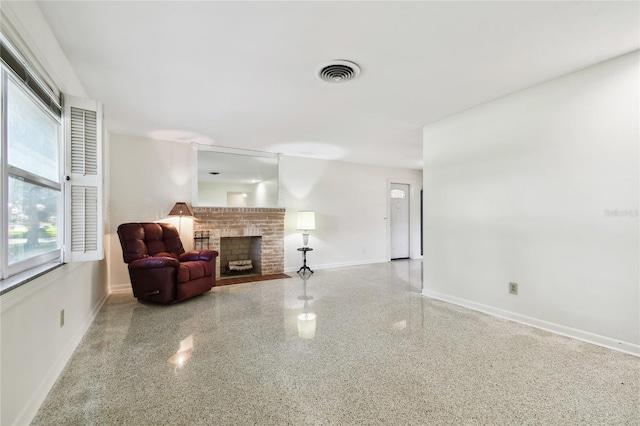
[193,207,285,280]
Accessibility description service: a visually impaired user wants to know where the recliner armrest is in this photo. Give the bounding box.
[129,257,180,270]
[179,250,219,262]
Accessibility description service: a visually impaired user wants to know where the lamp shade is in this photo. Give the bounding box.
[168,202,194,217]
[297,211,316,230]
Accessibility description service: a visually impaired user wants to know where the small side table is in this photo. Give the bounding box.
[297,247,313,275]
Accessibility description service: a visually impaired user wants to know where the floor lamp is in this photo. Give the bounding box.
[168,202,194,234]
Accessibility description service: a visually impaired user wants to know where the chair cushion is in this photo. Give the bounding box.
[177,260,213,283]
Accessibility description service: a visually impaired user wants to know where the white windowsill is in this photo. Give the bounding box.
[0,261,64,295]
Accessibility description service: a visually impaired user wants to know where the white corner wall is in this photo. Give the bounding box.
[0,3,109,425]
[108,135,194,290]
[422,51,639,354]
[0,262,108,425]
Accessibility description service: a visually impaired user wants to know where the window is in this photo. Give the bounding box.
[1,50,63,279]
[1,34,103,286]
[390,189,406,199]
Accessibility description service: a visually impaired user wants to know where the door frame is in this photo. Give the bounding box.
[386,178,421,261]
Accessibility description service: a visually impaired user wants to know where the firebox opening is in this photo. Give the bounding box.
[219,236,262,278]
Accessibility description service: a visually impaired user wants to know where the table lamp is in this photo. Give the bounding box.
[296,211,316,247]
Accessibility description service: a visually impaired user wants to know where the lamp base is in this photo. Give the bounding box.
[302,233,309,247]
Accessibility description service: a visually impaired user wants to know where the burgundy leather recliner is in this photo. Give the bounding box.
[117,222,218,304]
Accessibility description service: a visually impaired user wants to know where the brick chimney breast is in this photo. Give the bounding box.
[193,207,285,280]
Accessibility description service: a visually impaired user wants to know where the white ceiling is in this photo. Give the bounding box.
[36,1,639,170]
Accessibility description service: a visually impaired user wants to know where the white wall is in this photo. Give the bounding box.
[280,156,423,271]
[422,51,639,354]
[0,3,109,425]
[108,135,423,289]
[108,135,193,290]
[0,262,107,425]
[198,182,256,206]
[198,179,278,207]
[255,176,278,207]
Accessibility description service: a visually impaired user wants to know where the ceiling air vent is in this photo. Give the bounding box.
[316,60,361,83]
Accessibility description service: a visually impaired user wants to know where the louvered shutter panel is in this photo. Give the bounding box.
[64,95,104,262]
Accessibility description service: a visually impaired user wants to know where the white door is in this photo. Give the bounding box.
[390,183,410,259]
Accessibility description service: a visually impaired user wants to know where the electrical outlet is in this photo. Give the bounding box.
[60,309,65,328]
[509,282,518,295]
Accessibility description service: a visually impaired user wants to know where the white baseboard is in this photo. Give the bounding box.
[16,292,108,425]
[284,258,388,273]
[422,289,639,357]
[109,283,132,293]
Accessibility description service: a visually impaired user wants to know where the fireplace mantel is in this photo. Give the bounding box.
[193,207,285,280]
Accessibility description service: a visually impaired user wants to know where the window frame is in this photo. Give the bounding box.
[0,31,104,292]
[1,65,64,280]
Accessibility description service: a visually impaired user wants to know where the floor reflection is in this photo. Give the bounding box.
[390,257,424,293]
[167,334,194,370]
[296,271,316,339]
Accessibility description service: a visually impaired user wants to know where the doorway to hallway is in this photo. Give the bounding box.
[390,183,410,259]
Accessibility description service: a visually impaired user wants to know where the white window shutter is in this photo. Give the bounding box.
[64,94,104,262]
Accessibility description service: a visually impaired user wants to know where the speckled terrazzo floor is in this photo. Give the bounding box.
[33,261,639,425]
